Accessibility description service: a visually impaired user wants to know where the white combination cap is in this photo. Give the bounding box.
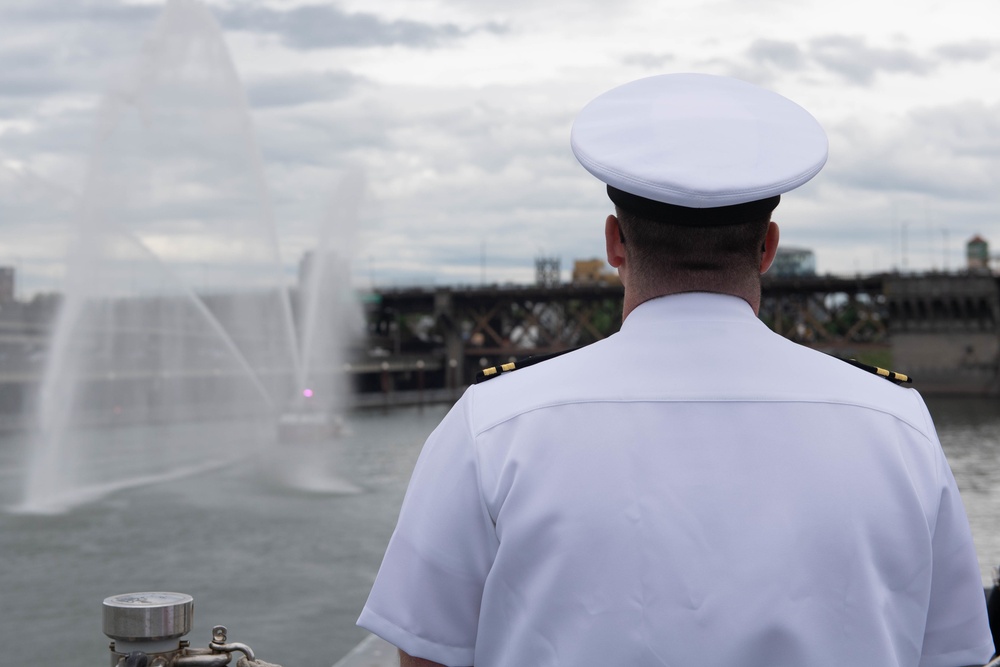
[570,73,828,212]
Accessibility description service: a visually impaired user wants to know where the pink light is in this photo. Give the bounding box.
[302,389,314,398]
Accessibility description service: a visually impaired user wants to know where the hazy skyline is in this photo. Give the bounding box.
[1,0,998,295]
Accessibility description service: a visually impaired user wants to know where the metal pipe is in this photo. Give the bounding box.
[172,654,232,667]
[207,641,255,663]
[209,625,256,662]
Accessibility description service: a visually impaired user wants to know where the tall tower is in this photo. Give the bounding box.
[535,256,561,287]
[967,235,989,273]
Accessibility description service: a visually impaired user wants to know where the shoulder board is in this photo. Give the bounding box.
[844,358,913,386]
[475,348,575,384]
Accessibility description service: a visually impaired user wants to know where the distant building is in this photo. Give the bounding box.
[0,267,14,302]
[771,247,816,277]
[572,259,621,286]
[535,256,561,287]
[967,235,989,273]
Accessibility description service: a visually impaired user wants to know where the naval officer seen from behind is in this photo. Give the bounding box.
[357,73,994,667]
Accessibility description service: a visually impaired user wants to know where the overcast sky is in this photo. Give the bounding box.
[1,0,998,295]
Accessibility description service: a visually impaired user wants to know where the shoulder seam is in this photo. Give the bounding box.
[467,386,501,530]
[473,396,936,445]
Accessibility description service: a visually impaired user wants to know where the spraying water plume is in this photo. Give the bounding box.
[17,0,361,513]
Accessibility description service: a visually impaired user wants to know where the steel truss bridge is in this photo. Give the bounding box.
[364,274,893,389]
[0,273,994,406]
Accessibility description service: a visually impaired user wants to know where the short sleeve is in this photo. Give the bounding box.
[919,429,995,667]
[358,389,497,666]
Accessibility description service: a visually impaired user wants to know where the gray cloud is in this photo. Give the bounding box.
[808,36,933,85]
[1,0,157,24]
[0,71,74,99]
[829,101,1000,200]
[934,40,1000,62]
[738,35,999,87]
[0,108,97,157]
[747,39,806,71]
[219,4,507,50]
[245,70,366,109]
[252,116,385,169]
[909,102,1000,158]
[0,3,156,113]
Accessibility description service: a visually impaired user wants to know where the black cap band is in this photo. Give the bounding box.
[607,185,780,227]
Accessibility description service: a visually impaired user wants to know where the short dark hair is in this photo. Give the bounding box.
[615,198,777,289]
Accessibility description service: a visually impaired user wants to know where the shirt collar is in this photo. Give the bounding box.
[620,292,760,332]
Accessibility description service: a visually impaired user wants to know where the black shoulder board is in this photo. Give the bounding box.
[475,348,575,384]
[844,358,913,385]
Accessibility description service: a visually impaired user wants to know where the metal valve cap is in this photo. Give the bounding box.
[103,592,194,642]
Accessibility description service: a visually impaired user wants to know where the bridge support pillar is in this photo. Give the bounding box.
[434,289,465,389]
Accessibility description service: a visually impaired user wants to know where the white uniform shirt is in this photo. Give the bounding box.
[358,293,993,667]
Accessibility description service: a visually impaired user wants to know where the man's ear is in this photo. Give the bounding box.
[759,220,780,274]
[605,214,626,268]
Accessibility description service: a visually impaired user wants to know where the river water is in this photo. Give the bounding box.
[0,397,997,667]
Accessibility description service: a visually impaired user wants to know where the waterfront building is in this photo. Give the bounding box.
[967,235,991,273]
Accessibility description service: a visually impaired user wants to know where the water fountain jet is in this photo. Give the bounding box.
[15,0,360,513]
